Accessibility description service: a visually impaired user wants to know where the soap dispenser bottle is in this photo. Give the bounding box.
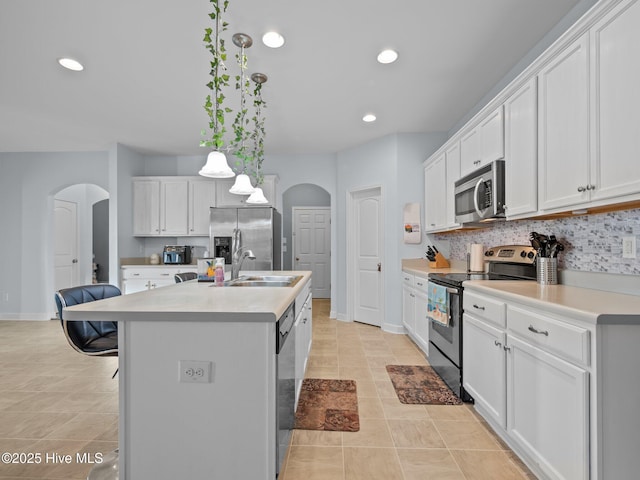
[214,258,225,286]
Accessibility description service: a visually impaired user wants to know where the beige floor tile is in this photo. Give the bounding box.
[434,420,502,450]
[45,413,118,441]
[397,448,466,480]
[339,366,373,381]
[343,447,404,480]
[374,379,398,398]
[0,412,77,439]
[283,446,344,480]
[304,366,340,379]
[342,419,394,447]
[426,404,477,422]
[291,429,342,446]
[380,397,430,420]
[353,380,378,398]
[357,397,385,419]
[450,449,528,479]
[369,365,392,381]
[338,354,370,367]
[365,355,398,369]
[307,354,338,369]
[388,419,446,448]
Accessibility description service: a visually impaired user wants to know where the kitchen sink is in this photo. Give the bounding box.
[225,275,303,287]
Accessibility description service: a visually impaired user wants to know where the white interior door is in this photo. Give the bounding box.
[54,199,79,291]
[351,187,383,327]
[292,207,331,298]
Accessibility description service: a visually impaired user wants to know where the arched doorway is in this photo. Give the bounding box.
[282,183,331,298]
[53,184,109,293]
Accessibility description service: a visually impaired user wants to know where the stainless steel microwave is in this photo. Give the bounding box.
[454,160,505,224]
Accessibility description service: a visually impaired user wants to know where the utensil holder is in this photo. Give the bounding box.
[537,257,558,285]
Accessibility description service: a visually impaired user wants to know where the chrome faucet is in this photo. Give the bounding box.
[231,228,256,280]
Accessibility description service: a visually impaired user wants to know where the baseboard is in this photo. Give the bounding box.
[335,312,351,322]
[0,313,53,321]
[381,323,406,334]
[329,310,338,319]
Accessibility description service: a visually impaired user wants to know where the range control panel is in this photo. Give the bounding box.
[484,245,537,264]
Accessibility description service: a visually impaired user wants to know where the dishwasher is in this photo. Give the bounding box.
[276,304,295,477]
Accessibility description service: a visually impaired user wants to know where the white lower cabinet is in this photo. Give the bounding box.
[463,289,590,480]
[294,285,313,405]
[462,314,507,428]
[401,271,429,354]
[121,266,197,294]
[507,334,589,480]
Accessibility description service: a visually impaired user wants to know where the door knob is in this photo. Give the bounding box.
[377,263,382,272]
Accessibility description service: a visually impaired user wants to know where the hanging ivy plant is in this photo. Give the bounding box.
[251,73,267,186]
[230,34,253,169]
[200,0,231,150]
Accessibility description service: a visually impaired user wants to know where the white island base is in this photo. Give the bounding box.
[63,272,312,480]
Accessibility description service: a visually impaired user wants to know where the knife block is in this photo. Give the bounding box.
[429,252,450,269]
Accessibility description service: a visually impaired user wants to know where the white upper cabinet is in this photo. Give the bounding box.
[460,106,505,177]
[424,153,447,232]
[589,0,640,202]
[188,179,216,236]
[538,33,590,211]
[133,179,161,236]
[445,142,461,228]
[504,78,538,218]
[160,179,189,235]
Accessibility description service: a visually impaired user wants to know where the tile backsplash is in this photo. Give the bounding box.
[434,208,640,275]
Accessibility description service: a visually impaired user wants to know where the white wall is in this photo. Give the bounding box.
[336,133,445,333]
[0,151,109,319]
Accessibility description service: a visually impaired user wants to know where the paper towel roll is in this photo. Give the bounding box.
[470,244,484,272]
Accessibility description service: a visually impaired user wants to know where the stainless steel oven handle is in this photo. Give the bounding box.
[445,287,459,323]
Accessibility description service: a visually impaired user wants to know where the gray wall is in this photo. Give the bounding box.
[93,199,110,282]
[281,184,331,270]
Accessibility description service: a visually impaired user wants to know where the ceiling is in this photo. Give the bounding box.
[0,0,583,156]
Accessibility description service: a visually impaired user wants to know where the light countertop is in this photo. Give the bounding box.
[464,280,640,325]
[63,271,312,323]
[401,258,466,276]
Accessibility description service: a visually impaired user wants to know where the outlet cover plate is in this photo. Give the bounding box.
[622,236,636,259]
[179,360,213,383]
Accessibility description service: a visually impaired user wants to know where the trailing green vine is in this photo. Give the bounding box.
[200,0,231,150]
[251,76,266,186]
[230,38,252,169]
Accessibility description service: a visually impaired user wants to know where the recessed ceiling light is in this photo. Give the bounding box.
[57,57,84,71]
[377,49,398,64]
[362,114,377,123]
[262,31,285,48]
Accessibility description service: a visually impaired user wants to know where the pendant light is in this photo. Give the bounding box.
[229,33,255,195]
[247,72,268,204]
[199,0,235,178]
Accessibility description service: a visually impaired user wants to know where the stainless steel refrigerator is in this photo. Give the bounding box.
[209,207,282,271]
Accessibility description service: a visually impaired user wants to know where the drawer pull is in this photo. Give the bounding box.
[503,345,511,352]
[473,304,485,310]
[416,282,424,287]
[494,340,502,348]
[528,325,549,336]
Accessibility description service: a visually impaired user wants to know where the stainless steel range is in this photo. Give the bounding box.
[427,245,537,402]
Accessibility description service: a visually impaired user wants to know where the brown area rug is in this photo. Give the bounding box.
[294,379,360,432]
[386,365,462,405]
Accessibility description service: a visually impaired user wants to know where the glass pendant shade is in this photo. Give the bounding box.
[199,151,235,178]
[246,187,268,204]
[229,173,255,195]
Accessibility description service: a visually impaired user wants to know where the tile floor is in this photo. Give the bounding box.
[279,299,537,480]
[0,299,536,479]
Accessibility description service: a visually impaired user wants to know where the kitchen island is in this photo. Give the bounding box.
[63,271,312,480]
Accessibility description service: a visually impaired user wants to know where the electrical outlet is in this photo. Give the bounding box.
[179,360,213,383]
[622,236,636,259]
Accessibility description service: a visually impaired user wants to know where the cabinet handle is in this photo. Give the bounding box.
[503,345,511,352]
[160,273,170,276]
[528,325,549,336]
[586,184,596,190]
[494,340,502,348]
[133,273,140,276]
[410,293,415,298]
[473,304,485,310]
[577,186,586,192]
[416,282,424,287]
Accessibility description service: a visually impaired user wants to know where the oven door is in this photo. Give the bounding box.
[428,285,461,367]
